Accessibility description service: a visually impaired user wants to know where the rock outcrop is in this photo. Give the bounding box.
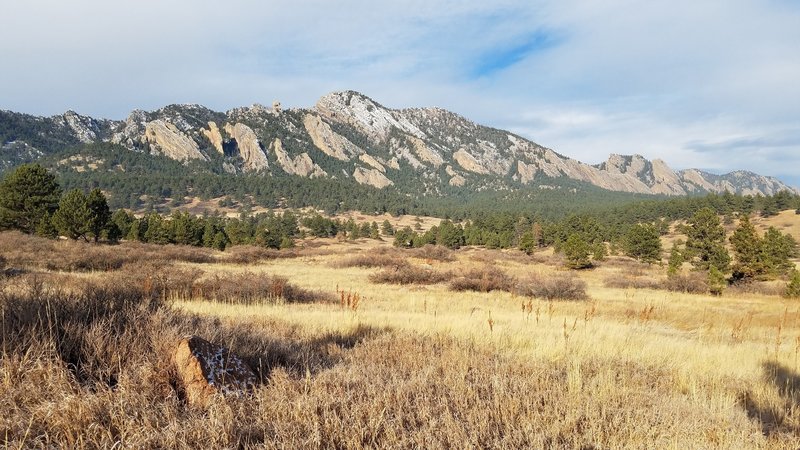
[173,335,258,407]
[353,166,393,188]
[272,138,326,178]
[453,149,490,174]
[144,120,206,162]
[201,121,224,154]
[225,123,268,172]
[359,153,386,173]
[303,114,362,161]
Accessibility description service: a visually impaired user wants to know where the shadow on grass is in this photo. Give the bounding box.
[740,361,800,437]
[207,320,392,384]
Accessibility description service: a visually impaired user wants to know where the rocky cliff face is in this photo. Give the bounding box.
[144,120,207,162]
[1,91,796,197]
[224,123,268,172]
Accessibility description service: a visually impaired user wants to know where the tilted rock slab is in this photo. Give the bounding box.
[173,335,258,406]
[201,121,225,154]
[225,122,269,172]
[144,120,207,162]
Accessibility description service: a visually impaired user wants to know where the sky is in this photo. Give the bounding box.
[1,0,799,186]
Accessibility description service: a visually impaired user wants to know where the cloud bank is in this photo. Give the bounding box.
[1,0,798,184]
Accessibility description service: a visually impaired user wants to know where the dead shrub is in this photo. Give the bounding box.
[604,275,661,290]
[0,231,213,272]
[335,253,409,269]
[727,280,784,297]
[221,245,298,264]
[411,244,455,262]
[449,267,516,292]
[516,273,588,301]
[660,273,708,294]
[369,265,453,285]
[192,272,333,304]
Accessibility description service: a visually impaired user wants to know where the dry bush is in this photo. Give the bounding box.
[411,244,455,262]
[449,266,516,292]
[661,273,709,294]
[0,231,213,272]
[727,280,785,297]
[221,245,298,264]
[604,275,661,290]
[516,273,588,301]
[192,272,333,304]
[335,253,409,269]
[369,265,453,285]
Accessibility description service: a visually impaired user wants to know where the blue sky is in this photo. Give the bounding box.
[1,0,799,186]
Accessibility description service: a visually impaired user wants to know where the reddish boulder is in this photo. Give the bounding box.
[173,335,258,406]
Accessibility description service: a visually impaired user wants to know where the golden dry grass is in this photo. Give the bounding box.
[2,230,800,448]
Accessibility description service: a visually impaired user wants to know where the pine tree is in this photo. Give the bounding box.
[761,227,797,277]
[667,243,684,276]
[52,189,91,241]
[624,223,662,264]
[708,266,727,296]
[563,234,592,269]
[730,215,764,281]
[0,164,62,233]
[685,207,730,272]
[785,269,800,299]
[86,189,111,243]
[381,219,394,236]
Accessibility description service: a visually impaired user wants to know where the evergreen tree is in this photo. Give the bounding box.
[393,226,415,248]
[685,207,730,272]
[436,220,464,249]
[761,227,797,276]
[111,209,134,238]
[86,189,111,243]
[52,189,91,241]
[35,212,58,239]
[381,219,394,236]
[785,269,800,299]
[667,243,684,276]
[729,215,764,281]
[0,163,62,233]
[708,266,727,296]
[623,223,662,264]
[563,233,592,269]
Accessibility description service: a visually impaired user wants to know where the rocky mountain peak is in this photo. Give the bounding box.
[1,90,796,198]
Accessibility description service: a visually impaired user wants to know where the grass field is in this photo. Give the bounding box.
[2,219,800,448]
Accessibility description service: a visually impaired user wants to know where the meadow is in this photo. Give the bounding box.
[1,212,799,449]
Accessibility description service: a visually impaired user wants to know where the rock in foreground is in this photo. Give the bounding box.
[173,335,258,406]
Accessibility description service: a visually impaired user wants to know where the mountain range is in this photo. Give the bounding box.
[1,90,796,199]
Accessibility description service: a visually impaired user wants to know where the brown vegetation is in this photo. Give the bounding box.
[369,264,453,285]
[516,273,588,301]
[449,266,516,292]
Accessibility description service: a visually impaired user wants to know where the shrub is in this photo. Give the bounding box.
[192,272,333,304]
[604,275,660,290]
[369,265,453,285]
[661,273,708,294]
[221,245,296,264]
[516,273,588,301]
[449,267,516,292]
[336,253,409,269]
[411,244,455,262]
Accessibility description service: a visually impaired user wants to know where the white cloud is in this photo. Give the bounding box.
[0,0,798,184]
